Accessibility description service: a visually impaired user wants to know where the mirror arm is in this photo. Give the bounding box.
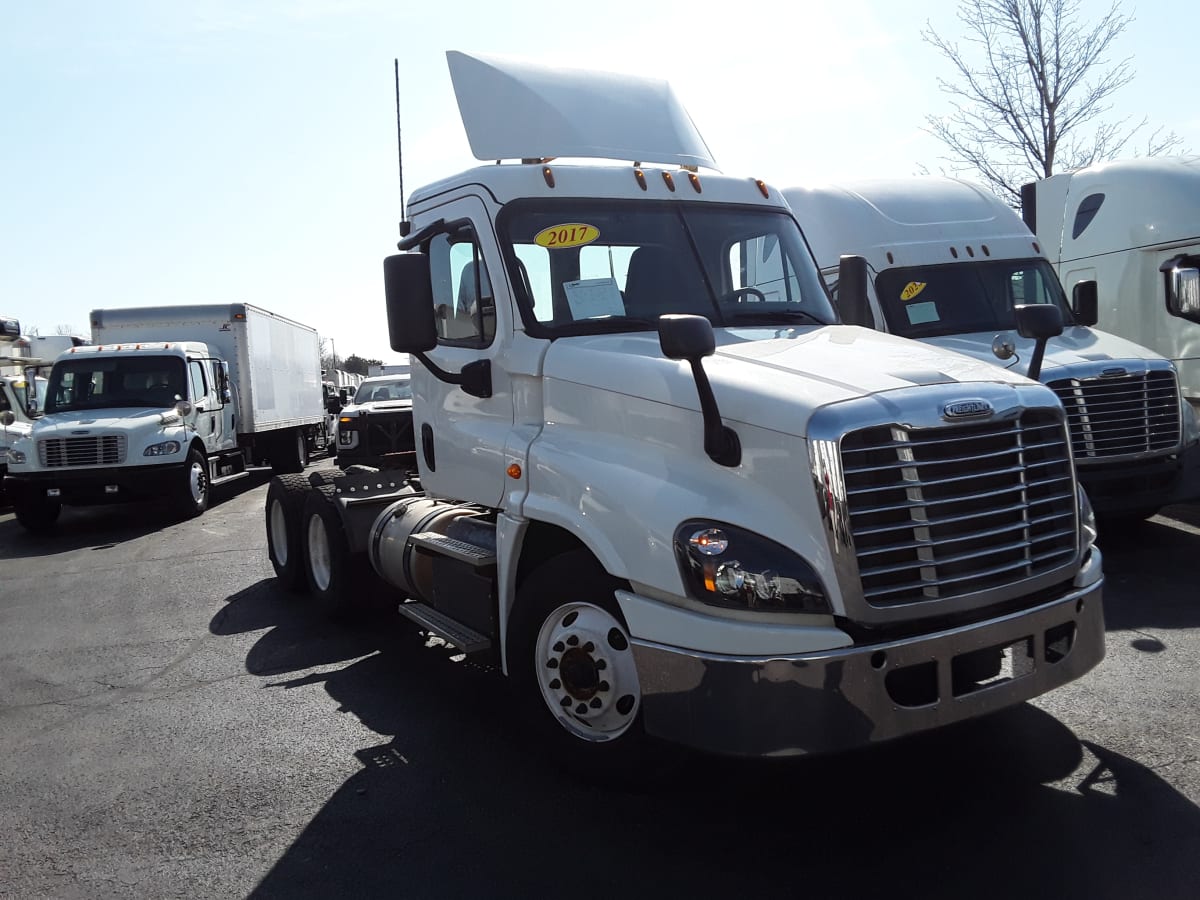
[686,359,741,467]
[412,352,492,399]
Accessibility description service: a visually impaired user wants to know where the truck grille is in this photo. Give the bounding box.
[38,435,127,467]
[365,414,414,457]
[1047,370,1180,460]
[840,410,1076,608]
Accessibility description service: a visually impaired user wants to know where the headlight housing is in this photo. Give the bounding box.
[673,520,830,613]
[1078,485,1097,549]
[7,448,26,464]
[144,440,182,457]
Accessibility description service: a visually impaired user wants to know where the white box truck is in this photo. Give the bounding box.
[4,303,329,531]
[786,177,1200,520]
[264,52,1104,768]
[1021,156,1200,504]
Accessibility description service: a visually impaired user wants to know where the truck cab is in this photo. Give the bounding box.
[786,177,1200,519]
[266,52,1105,767]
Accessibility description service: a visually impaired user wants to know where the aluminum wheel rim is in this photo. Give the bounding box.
[269,499,289,566]
[307,514,332,592]
[533,602,640,743]
[189,461,208,505]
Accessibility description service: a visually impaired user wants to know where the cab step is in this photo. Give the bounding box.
[210,471,250,487]
[397,601,492,654]
[408,531,497,569]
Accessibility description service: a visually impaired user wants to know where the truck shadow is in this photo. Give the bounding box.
[0,471,272,559]
[212,584,1200,900]
[1096,503,1200,632]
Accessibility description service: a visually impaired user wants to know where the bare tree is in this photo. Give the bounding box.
[923,0,1184,205]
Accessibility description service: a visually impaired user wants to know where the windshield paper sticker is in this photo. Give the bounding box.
[563,278,625,319]
[905,301,939,325]
[535,223,600,249]
[900,281,927,301]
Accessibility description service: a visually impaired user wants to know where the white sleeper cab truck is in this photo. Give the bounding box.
[787,177,1200,520]
[265,52,1104,766]
[4,303,328,532]
[1022,156,1200,502]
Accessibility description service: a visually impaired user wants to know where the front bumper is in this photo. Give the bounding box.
[1077,448,1198,514]
[631,553,1105,757]
[4,461,189,506]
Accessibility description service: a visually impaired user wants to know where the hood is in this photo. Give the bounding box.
[921,326,1169,379]
[30,407,177,435]
[341,399,413,418]
[543,325,1035,436]
[0,420,31,448]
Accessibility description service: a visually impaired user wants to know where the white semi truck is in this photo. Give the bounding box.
[786,177,1200,519]
[1021,157,1200,448]
[4,303,329,531]
[265,52,1105,765]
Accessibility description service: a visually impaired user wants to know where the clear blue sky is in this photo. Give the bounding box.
[3,1,1195,363]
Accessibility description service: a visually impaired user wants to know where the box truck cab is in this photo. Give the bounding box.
[265,52,1104,768]
[1022,157,1200,444]
[786,178,1199,519]
[4,304,328,532]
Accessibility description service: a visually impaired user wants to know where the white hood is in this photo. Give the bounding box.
[921,325,1169,378]
[544,325,1037,437]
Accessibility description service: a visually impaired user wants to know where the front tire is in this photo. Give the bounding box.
[508,550,647,775]
[265,473,311,592]
[13,493,62,534]
[170,447,210,520]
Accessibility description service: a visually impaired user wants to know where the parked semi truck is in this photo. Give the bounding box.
[265,52,1104,766]
[4,303,329,531]
[1021,157,1200,432]
[786,177,1200,519]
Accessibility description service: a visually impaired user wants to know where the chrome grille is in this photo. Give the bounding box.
[38,435,127,467]
[840,410,1076,608]
[1047,370,1181,460]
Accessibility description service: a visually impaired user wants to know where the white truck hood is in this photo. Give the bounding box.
[27,407,177,435]
[544,325,1033,437]
[921,326,1169,378]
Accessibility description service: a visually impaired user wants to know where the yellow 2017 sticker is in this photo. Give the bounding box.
[534,223,600,249]
[900,281,927,301]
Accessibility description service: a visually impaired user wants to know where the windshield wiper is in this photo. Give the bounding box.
[556,315,659,335]
[722,309,828,326]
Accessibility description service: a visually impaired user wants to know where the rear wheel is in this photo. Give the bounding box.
[508,550,647,776]
[302,485,360,621]
[265,473,311,592]
[270,428,308,475]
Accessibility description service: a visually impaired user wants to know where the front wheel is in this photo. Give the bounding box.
[13,493,62,534]
[508,551,647,775]
[170,448,210,520]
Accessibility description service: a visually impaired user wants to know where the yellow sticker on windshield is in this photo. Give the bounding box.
[534,223,600,249]
[900,281,927,301]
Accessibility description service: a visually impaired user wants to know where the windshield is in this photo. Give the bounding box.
[497,200,837,336]
[873,258,1073,339]
[45,355,187,413]
[355,378,413,404]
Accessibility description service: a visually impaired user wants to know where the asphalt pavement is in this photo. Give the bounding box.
[1,467,1197,899]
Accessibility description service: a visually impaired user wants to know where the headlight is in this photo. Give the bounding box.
[673,520,830,613]
[1078,485,1097,549]
[1181,398,1199,446]
[144,440,182,457]
[7,448,26,464]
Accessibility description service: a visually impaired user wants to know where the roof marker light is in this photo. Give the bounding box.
[950,247,959,258]
[634,168,648,191]
[543,166,555,188]
[688,173,702,194]
[662,171,676,192]
[754,179,769,198]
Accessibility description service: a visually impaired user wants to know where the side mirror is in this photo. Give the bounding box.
[836,255,874,328]
[658,315,739,467]
[174,399,194,418]
[383,253,437,353]
[1014,304,1064,381]
[1071,281,1099,326]
[325,396,342,414]
[659,313,715,361]
[1161,258,1200,323]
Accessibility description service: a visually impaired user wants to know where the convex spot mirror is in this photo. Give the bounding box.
[0,410,15,427]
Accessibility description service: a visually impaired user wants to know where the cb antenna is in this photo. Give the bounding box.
[395,58,410,237]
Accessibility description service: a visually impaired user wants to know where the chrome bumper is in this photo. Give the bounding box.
[631,564,1105,758]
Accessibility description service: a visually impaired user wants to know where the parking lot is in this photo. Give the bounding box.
[1,468,1198,899]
